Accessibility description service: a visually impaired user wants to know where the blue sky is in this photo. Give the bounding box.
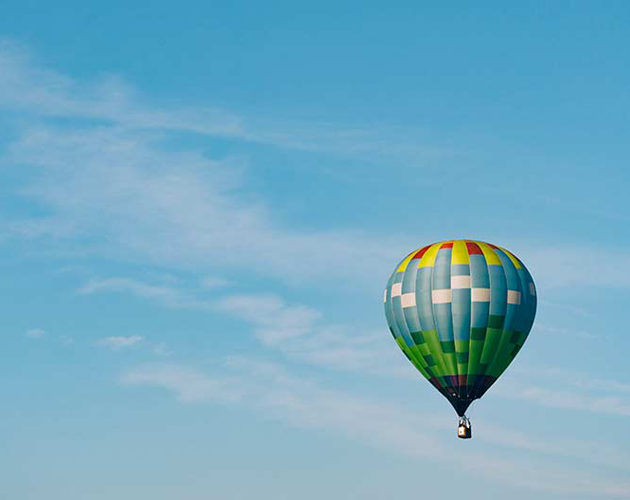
[1,2,630,499]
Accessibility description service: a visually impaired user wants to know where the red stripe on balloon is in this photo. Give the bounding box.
[412,245,431,260]
[466,241,483,255]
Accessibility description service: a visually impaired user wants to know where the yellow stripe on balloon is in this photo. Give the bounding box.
[477,241,502,267]
[396,249,419,272]
[451,240,470,265]
[418,242,443,268]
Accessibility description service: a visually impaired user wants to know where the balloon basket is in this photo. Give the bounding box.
[457,416,472,439]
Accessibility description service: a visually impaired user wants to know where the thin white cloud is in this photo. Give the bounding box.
[123,364,240,403]
[79,277,630,417]
[97,335,144,349]
[26,328,45,338]
[215,293,406,375]
[0,40,242,138]
[535,322,597,340]
[495,365,630,418]
[512,364,630,395]
[537,298,593,318]
[481,422,630,473]
[524,244,630,290]
[199,276,231,289]
[215,294,321,343]
[122,360,630,498]
[80,280,401,375]
[0,40,425,291]
[4,122,399,287]
[152,342,171,357]
[78,277,212,310]
[498,384,630,417]
[3,40,629,293]
[215,292,630,413]
[0,40,445,160]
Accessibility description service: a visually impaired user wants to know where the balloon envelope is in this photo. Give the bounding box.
[384,240,536,416]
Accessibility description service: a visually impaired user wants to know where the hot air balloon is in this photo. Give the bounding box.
[383,240,536,439]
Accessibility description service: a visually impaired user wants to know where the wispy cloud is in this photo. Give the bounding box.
[151,342,171,357]
[26,328,45,338]
[512,364,630,394]
[3,40,630,295]
[93,328,170,355]
[123,364,240,402]
[0,40,242,139]
[4,121,398,287]
[0,40,410,289]
[537,298,593,318]
[215,294,321,344]
[81,280,401,375]
[122,360,630,498]
[78,277,212,310]
[515,386,630,416]
[525,244,630,290]
[79,276,630,417]
[199,276,231,289]
[0,40,447,160]
[97,335,144,349]
[217,293,405,375]
[482,423,630,474]
[535,322,598,340]
[498,365,630,418]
